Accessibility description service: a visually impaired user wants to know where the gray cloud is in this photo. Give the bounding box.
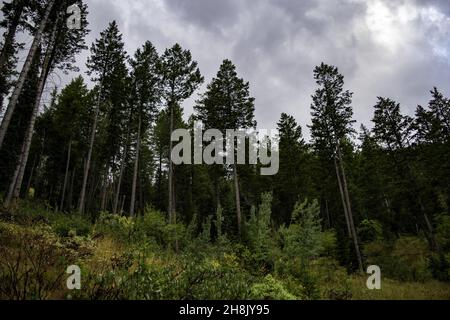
[69,0,450,139]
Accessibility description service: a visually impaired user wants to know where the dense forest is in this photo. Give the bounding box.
[0,0,450,300]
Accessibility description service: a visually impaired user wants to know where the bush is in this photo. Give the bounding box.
[320,230,338,258]
[0,222,80,299]
[52,214,91,237]
[364,236,432,282]
[122,250,253,300]
[281,199,323,262]
[135,209,168,244]
[94,212,135,242]
[358,219,383,243]
[246,193,274,269]
[311,258,352,300]
[73,252,134,300]
[249,275,297,300]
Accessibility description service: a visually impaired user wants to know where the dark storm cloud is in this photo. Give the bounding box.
[71,0,450,138]
[164,0,241,35]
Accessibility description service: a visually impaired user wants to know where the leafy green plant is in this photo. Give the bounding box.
[246,193,274,268]
[364,236,432,282]
[249,275,297,300]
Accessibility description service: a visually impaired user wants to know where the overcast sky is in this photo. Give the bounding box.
[65,0,450,137]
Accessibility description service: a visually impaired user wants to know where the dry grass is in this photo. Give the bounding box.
[350,276,450,300]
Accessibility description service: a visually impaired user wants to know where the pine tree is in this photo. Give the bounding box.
[80,20,128,214]
[4,1,89,207]
[372,96,437,250]
[128,41,161,217]
[195,59,256,237]
[0,0,26,112]
[415,88,450,144]
[273,113,307,225]
[0,0,56,148]
[53,77,91,211]
[309,63,363,272]
[160,43,203,224]
[372,97,413,151]
[0,47,40,194]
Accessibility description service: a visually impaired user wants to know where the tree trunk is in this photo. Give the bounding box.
[0,0,24,114]
[334,156,352,237]
[68,167,76,211]
[79,80,104,214]
[168,100,174,223]
[130,112,141,217]
[138,162,143,215]
[25,158,35,197]
[113,121,132,215]
[325,198,331,229]
[60,139,72,212]
[5,14,59,207]
[100,169,109,212]
[233,164,242,237]
[158,151,162,208]
[0,0,56,148]
[337,146,364,273]
[120,195,126,215]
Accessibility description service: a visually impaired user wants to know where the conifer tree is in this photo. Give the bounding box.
[0,0,56,148]
[160,43,203,223]
[80,20,128,214]
[309,63,363,272]
[128,41,161,216]
[372,97,437,250]
[4,1,89,206]
[273,113,307,225]
[195,59,256,236]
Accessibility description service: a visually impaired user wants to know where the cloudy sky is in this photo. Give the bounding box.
[71,0,450,137]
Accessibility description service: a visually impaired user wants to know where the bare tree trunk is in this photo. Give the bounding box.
[0,0,24,113]
[0,0,24,71]
[25,159,35,197]
[68,167,76,211]
[325,198,331,229]
[138,162,143,215]
[337,146,364,273]
[168,100,174,223]
[113,122,131,214]
[112,161,125,214]
[5,14,59,207]
[158,151,162,207]
[130,112,141,217]
[120,195,126,215]
[216,178,221,210]
[233,164,242,237]
[79,80,104,214]
[0,0,56,148]
[60,139,72,211]
[334,156,352,237]
[100,169,109,212]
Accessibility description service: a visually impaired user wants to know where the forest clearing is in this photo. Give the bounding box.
[1,0,450,302]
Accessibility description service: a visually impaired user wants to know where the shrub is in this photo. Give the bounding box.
[94,212,135,242]
[246,193,274,268]
[52,214,91,237]
[0,222,79,299]
[135,209,168,244]
[311,257,352,300]
[73,252,134,300]
[358,219,383,243]
[120,250,253,300]
[320,230,338,258]
[249,275,297,300]
[364,236,432,282]
[282,199,323,262]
